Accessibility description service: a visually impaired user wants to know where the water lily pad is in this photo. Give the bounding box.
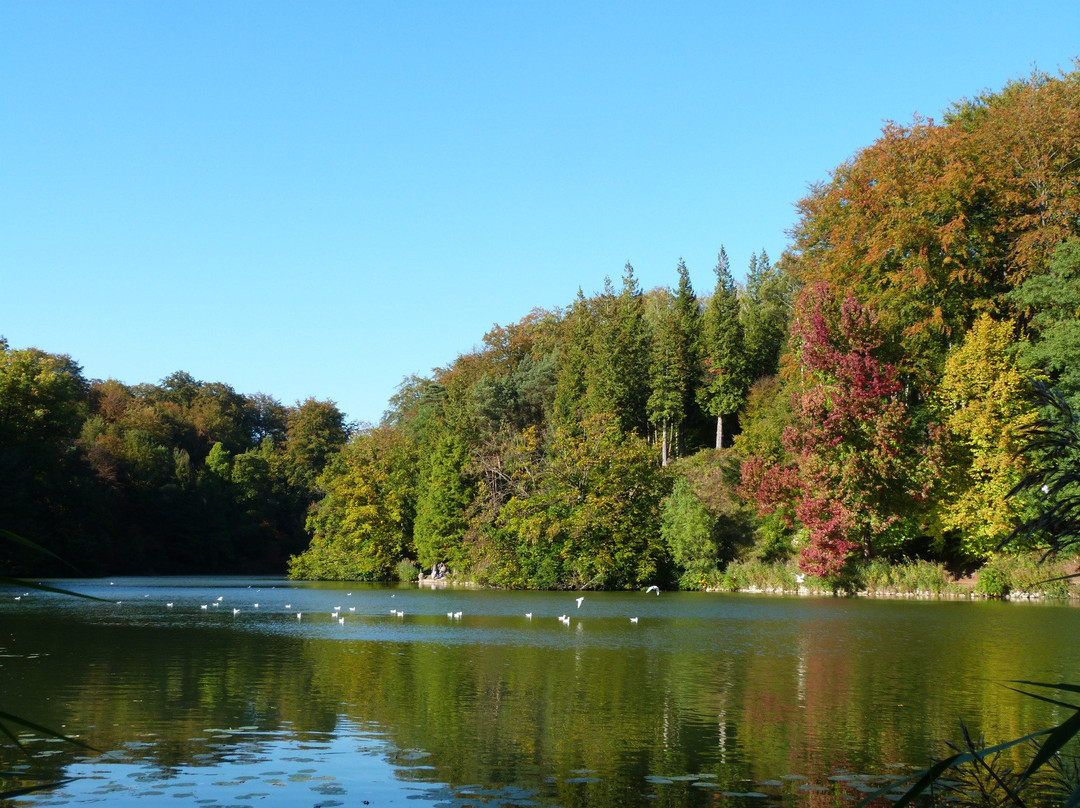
[722,791,768,798]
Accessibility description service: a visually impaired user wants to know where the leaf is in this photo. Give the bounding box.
[0,529,79,572]
[0,778,76,799]
[856,728,1055,808]
[0,577,103,602]
[0,710,97,752]
[1018,707,1080,783]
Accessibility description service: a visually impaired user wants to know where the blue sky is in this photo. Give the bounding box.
[2,1,1078,426]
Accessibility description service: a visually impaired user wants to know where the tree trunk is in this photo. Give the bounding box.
[715,414,724,450]
[661,419,669,467]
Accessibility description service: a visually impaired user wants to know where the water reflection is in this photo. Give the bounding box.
[3,578,1079,807]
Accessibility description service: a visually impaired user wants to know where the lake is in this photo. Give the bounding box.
[2,577,1078,807]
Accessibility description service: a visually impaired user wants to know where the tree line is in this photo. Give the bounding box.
[293,65,1080,588]
[4,65,1078,586]
[0,358,348,575]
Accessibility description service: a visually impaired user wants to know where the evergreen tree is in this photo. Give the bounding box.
[412,434,474,570]
[698,248,748,448]
[740,250,794,382]
[586,264,651,436]
[552,289,593,426]
[648,291,682,466]
[1012,239,1080,409]
[648,260,702,463]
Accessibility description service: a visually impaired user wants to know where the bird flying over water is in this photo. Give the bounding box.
[645,585,660,595]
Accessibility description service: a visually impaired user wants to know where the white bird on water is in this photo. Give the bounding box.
[575,596,585,608]
[630,617,639,623]
[233,608,240,615]
[297,612,302,620]
[525,612,532,619]
[645,585,660,595]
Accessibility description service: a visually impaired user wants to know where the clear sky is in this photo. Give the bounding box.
[2,1,1077,427]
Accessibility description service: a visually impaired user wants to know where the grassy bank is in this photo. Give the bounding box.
[705,554,1079,600]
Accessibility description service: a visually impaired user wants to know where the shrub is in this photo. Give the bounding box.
[975,565,1007,598]
[976,553,1076,599]
[396,558,420,583]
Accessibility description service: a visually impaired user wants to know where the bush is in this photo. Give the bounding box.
[396,558,420,583]
[975,565,1007,598]
[976,554,1076,598]
[720,559,825,592]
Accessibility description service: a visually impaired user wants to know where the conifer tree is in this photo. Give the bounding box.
[648,260,702,463]
[740,250,794,382]
[698,249,748,449]
[586,264,651,436]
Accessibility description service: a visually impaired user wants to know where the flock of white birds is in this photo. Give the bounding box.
[11,582,665,627]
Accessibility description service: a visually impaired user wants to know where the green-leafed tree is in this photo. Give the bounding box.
[647,289,684,466]
[740,250,796,383]
[281,398,349,492]
[647,261,702,463]
[1012,238,1080,409]
[0,340,97,569]
[412,434,475,571]
[495,415,670,590]
[698,248,749,449]
[586,265,651,436]
[289,425,418,581]
[932,315,1040,560]
[552,289,593,426]
[660,476,721,588]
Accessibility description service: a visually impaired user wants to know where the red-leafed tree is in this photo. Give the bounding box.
[744,283,934,576]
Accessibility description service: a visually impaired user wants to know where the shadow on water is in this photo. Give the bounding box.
[3,577,1080,807]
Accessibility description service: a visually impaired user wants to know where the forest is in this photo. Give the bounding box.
[3,66,1079,588]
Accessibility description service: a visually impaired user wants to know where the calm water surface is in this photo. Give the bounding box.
[2,577,1079,807]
